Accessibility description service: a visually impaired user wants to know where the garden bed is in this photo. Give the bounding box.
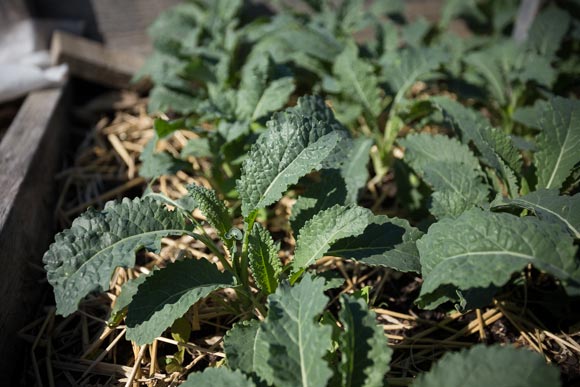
[3,0,580,386]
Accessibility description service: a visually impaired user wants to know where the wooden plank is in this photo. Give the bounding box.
[51,31,145,89]
[0,84,68,384]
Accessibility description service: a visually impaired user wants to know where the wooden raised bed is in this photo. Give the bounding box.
[0,84,69,384]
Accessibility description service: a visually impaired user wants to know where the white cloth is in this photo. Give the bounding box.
[0,20,69,103]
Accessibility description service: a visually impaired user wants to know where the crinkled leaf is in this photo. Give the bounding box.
[126,258,234,345]
[431,97,521,195]
[400,134,489,217]
[526,6,571,58]
[224,319,261,374]
[321,136,372,203]
[292,205,373,276]
[43,197,190,317]
[237,96,346,217]
[235,55,295,121]
[480,127,522,194]
[251,77,295,121]
[399,133,482,173]
[140,138,191,179]
[333,41,382,118]
[492,189,580,239]
[464,48,508,105]
[432,97,521,171]
[187,184,231,239]
[291,170,349,237]
[413,344,561,387]
[417,209,579,309]
[182,368,256,387]
[147,85,200,115]
[430,96,491,145]
[328,216,422,273]
[248,223,282,294]
[423,162,490,218]
[254,274,332,387]
[338,295,392,387]
[341,137,373,203]
[381,47,446,97]
[534,97,580,190]
[517,53,555,87]
[513,100,548,129]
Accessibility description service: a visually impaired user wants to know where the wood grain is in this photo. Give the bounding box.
[0,85,68,383]
[51,31,145,89]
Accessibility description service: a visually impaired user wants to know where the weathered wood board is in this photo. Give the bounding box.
[0,84,68,384]
[51,31,145,89]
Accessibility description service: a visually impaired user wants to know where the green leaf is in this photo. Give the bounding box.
[125,258,235,345]
[139,138,191,179]
[381,47,446,98]
[251,77,296,121]
[430,96,491,145]
[534,97,580,190]
[439,0,485,27]
[526,6,571,58]
[401,18,431,47]
[235,55,295,121]
[492,189,580,239]
[423,162,490,218]
[154,118,185,138]
[224,319,261,374]
[237,96,346,217]
[431,97,521,195]
[108,271,152,326]
[187,184,232,239]
[464,47,508,105]
[417,209,579,309]
[333,41,382,118]
[291,170,349,237]
[43,197,190,317]
[254,274,332,387]
[399,133,482,172]
[513,100,548,129]
[412,344,561,387]
[399,133,489,217]
[248,223,282,294]
[341,137,373,203]
[479,127,521,194]
[182,368,256,387]
[320,136,372,203]
[328,216,422,273]
[292,205,373,276]
[338,295,392,387]
[147,85,199,115]
[181,137,212,158]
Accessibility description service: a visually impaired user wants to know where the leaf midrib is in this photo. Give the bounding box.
[130,281,227,321]
[511,198,579,238]
[70,228,190,286]
[257,133,337,210]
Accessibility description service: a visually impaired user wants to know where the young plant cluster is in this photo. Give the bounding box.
[43,0,579,385]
